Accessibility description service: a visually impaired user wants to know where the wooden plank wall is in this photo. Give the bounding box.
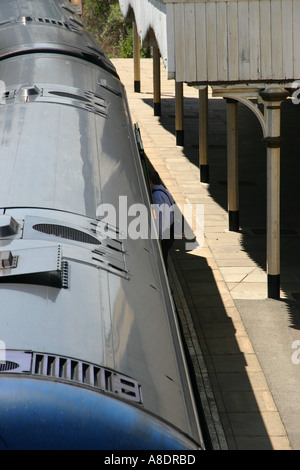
[165,0,300,83]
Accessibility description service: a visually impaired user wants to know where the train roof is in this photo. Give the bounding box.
[0,0,118,77]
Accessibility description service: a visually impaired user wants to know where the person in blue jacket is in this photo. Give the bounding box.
[149,170,175,270]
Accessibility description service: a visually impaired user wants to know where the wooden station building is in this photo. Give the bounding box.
[118,0,300,299]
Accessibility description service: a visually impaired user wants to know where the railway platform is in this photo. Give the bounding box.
[112,58,300,450]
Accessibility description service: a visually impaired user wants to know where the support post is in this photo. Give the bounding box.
[226,98,239,232]
[133,22,141,93]
[175,81,184,146]
[199,87,209,182]
[259,88,289,300]
[153,44,161,116]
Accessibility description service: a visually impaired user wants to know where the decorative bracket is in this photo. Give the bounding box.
[211,83,291,138]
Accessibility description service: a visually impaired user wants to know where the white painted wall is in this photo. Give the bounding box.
[119,0,172,76]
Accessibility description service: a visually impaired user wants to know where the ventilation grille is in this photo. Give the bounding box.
[16,15,83,33]
[28,219,129,279]
[33,224,101,245]
[22,217,129,280]
[0,351,142,404]
[0,361,19,372]
[1,85,108,118]
[34,353,142,403]
[47,90,107,116]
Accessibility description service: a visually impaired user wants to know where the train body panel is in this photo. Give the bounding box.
[0,0,204,450]
[0,53,129,216]
[0,0,116,76]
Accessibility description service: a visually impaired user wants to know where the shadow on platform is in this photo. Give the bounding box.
[170,237,274,450]
[146,150,274,448]
[143,96,300,332]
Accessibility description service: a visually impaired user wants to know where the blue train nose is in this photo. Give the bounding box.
[0,377,199,450]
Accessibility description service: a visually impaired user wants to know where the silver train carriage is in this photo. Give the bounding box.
[0,0,204,450]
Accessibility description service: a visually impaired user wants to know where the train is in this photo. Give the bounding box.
[0,0,204,450]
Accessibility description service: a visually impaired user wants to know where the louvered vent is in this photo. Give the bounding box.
[0,361,19,372]
[0,351,142,404]
[23,217,129,280]
[32,224,101,245]
[47,90,107,117]
[32,353,142,404]
[2,84,108,117]
[16,16,82,33]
